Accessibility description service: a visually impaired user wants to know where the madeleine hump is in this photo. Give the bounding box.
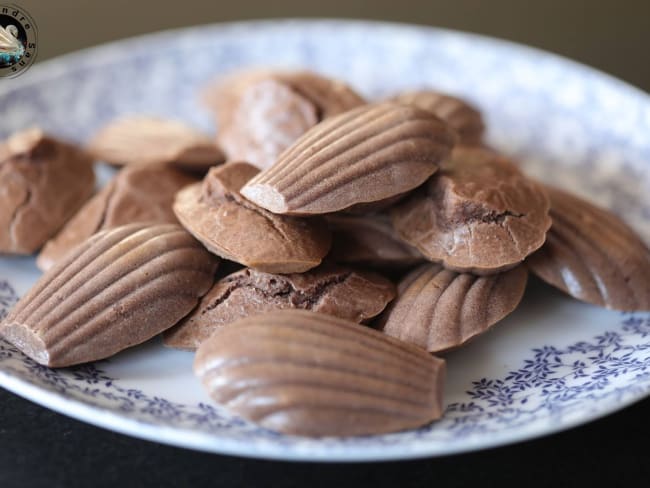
[391,147,551,274]
[164,265,396,350]
[240,102,456,215]
[194,310,446,437]
[527,186,650,311]
[173,161,331,273]
[378,263,528,352]
[203,69,365,170]
[0,223,218,367]
[0,128,95,255]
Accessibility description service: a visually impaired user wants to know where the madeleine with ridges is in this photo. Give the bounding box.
[194,310,445,437]
[378,263,528,352]
[240,102,456,215]
[0,223,218,367]
[527,186,650,310]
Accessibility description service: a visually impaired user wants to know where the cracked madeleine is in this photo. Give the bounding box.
[0,128,95,254]
[164,264,396,350]
[173,162,331,273]
[391,147,551,274]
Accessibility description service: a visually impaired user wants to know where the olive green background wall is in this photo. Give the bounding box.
[16,0,650,91]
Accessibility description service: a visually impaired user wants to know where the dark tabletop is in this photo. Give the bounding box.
[1,387,648,487]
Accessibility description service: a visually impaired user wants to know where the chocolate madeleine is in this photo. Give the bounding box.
[391,90,485,145]
[0,128,95,254]
[391,147,551,274]
[378,263,528,352]
[174,162,331,273]
[240,102,456,215]
[164,265,396,350]
[87,116,224,172]
[194,310,446,437]
[203,69,364,170]
[527,186,650,310]
[37,164,197,271]
[0,223,218,367]
[327,214,424,269]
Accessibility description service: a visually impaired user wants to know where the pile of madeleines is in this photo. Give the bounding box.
[1,69,649,437]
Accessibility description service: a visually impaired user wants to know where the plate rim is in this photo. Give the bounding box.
[1,18,649,461]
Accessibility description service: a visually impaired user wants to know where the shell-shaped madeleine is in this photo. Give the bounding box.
[240,102,456,215]
[87,116,225,171]
[0,224,218,367]
[37,165,197,271]
[391,147,551,274]
[164,265,395,350]
[527,186,650,310]
[390,90,485,145]
[194,310,445,437]
[378,263,528,352]
[174,162,331,273]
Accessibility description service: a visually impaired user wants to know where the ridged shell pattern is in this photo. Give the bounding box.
[378,263,528,352]
[390,90,485,145]
[527,186,650,311]
[0,223,218,367]
[194,310,445,437]
[240,102,456,215]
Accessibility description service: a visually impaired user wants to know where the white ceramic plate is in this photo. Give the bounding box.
[1,20,649,462]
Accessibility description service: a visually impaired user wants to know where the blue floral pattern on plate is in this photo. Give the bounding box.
[0,20,649,460]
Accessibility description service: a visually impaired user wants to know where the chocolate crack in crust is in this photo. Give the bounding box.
[391,147,551,274]
[37,164,198,271]
[203,69,365,170]
[87,116,225,172]
[326,213,424,269]
[377,263,528,352]
[0,223,219,367]
[194,310,445,437]
[527,186,650,311]
[0,129,95,254]
[240,102,456,215]
[163,264,396,350]
[173,161,331,273]
[390,90,485,145]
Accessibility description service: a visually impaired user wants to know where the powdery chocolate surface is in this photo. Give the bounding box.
[37,164,197,271]
[204,69,365,170]
[327,213,424,269]
[391,147,551,274]
[527,186,650,311]
[194,310,445,437]
[87,116,224,172]
[0,129,95,254]
[173,161,331,273]
[240,102,456,215]
[164,264,396,350]
[390,90,485,145]
[378,263,528,352]
[0,223,218,367]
